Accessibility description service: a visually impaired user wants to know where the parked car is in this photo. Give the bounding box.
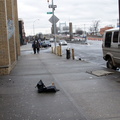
[58,40,67,45]
[102,28,120,70]
[49,38,54,42]
[40,40,51,47]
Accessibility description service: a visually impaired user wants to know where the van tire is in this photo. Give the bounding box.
[106,58,117,70]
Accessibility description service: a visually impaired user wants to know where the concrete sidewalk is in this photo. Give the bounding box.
[0,44,120,120]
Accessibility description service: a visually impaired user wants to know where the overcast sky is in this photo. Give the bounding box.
[17,0,119,36]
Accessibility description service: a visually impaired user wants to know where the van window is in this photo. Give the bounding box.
[113,31,118,43]
[105,32,112,47]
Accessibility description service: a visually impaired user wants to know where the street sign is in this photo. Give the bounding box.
[49,15,59,24]
[47,12,53,14]
[49,5,57,8]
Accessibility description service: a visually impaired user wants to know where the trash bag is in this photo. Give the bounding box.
[36,80,59,93]
[36,80,47,93]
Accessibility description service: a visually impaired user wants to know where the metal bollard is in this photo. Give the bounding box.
[59,45,62,56]
[57,46,59,55]
[51,47,54,53]
[66,48,70,59]
[72,49,74,60]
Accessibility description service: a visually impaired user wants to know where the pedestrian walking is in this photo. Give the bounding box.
[36,40,40,54]
[32,41,37,54]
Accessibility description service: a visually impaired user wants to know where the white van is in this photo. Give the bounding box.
[102,28,120,70]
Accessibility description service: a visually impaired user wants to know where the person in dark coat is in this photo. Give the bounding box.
[32,41,37,54]
[36,40,40,54]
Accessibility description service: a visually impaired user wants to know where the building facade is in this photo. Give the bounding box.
[19,19,26,45]
[100,26,114,35]
[0,0,20,75]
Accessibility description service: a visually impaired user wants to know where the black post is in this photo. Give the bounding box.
[118,0,120,26]
[118,0,120,43]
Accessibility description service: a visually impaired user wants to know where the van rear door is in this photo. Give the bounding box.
[111,31,119,48]
[111,31,120,64]
[105,32,112,48]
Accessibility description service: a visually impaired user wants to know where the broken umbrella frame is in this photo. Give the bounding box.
[36,80,59,93]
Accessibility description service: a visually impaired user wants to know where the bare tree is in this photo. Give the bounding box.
[89,20,100,35]
[89,26,94,35]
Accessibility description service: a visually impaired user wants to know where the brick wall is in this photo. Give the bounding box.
[0,0,20,75]
[13,0,20,56]
[100,26,114,35]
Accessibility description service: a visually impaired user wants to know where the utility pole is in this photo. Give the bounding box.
[52,0,57,53]
[118,0,120,25]
[47,0,58,53]
[33,19,39,39]
[118,0,120,43]
[69,22,73,41]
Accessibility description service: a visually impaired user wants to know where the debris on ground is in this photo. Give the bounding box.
[36,80,59,93]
